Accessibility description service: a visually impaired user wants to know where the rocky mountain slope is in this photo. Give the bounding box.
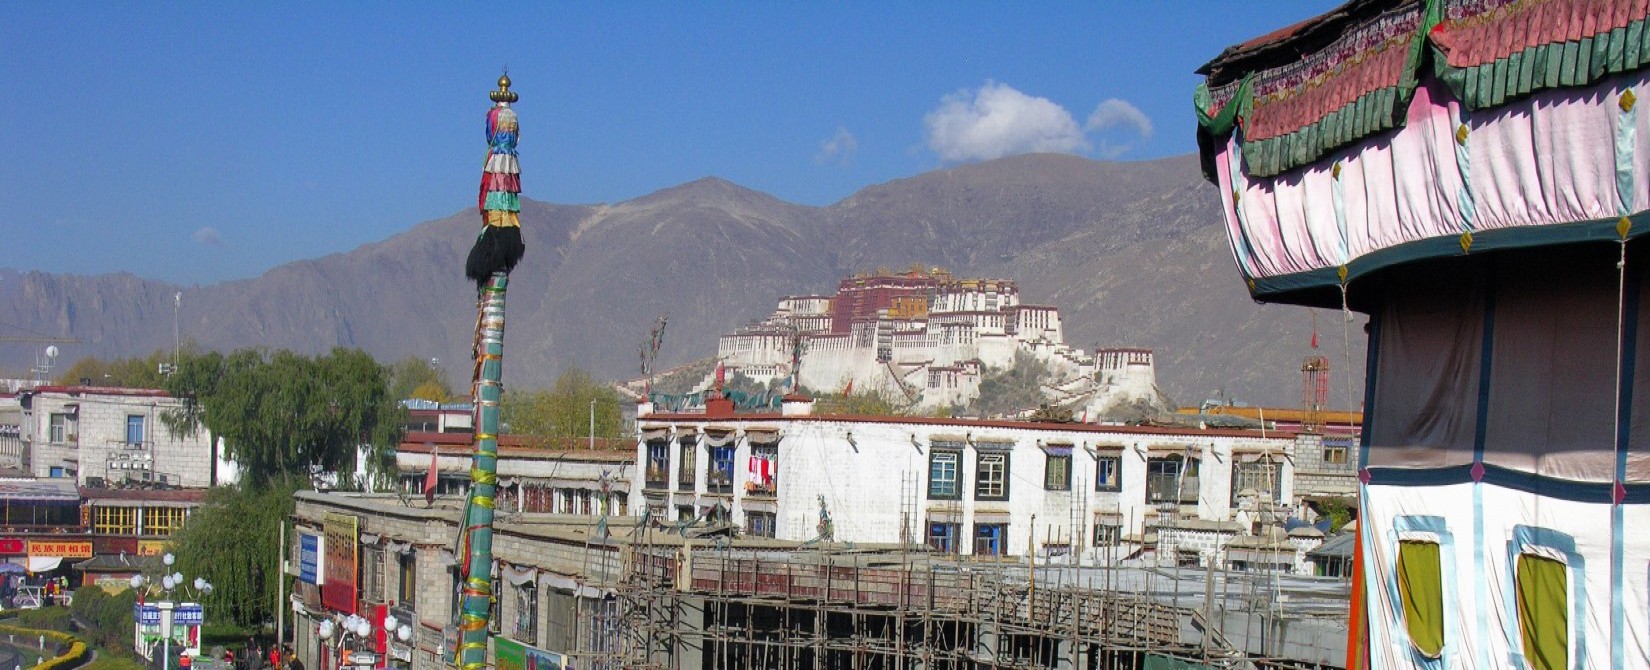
[0,154,1364,409]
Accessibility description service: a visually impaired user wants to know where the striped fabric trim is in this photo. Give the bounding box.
[1199,0,1650,178]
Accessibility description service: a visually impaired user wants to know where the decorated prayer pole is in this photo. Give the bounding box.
[454,74,525,670]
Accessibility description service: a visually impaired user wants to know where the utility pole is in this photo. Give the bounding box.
[589,398,595,450]
[173,292,182,367]
[276,521,286,649]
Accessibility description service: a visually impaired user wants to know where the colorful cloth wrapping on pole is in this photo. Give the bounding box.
[465,88,526,286]
[479,106,521,222]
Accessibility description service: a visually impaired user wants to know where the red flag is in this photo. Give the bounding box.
[424,442,439,504]
[843,379,855,395]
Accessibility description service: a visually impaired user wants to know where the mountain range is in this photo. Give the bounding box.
[0,153,1365,410]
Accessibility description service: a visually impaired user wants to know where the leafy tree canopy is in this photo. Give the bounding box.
[164,347,403,488]
[964,351,1052,418]
[53,348,181,388]
[501,367,625,443]
[169,478,301,630]
[386,355,454,403]
[810,388,912,416]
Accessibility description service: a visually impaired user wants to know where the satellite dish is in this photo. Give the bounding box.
[45,346,58,359]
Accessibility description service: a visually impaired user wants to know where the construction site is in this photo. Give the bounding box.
[606,535,1349,670]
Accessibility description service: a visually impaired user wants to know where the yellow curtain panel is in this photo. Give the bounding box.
[1397,540,1444,658]
[1515,554,1568,670]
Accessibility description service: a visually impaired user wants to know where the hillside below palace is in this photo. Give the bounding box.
[715,266,1161,415]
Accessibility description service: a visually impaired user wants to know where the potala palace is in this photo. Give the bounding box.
[714,266,1166,416]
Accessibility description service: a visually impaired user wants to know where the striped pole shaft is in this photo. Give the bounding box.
[456,272,507,670]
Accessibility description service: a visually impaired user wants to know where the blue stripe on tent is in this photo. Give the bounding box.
[1609,245,1638,670]
[1472,481,1490,669]
[1473,281,1496,462]
[1359,313,1381,471]
[1365,464,1646,503]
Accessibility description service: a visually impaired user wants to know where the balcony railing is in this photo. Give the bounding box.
[644,467,669,490]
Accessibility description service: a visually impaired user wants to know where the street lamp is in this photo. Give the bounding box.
[318,612,411,669]
[131,553,213,670]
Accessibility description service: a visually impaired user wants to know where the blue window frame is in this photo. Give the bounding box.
[974,523,1006,556]
[126,415,145,445]
[1095,455,1121,491]
[709,446,735,493]
[927,522,958,553]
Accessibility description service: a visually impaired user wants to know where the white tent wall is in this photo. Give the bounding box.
[1362,482,1650,669]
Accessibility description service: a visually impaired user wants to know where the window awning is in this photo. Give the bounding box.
[27,557,61,573]
[1039,443,1073,456]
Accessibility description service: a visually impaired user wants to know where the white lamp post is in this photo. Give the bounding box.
[318,611,410,670]
[132,553,213,670]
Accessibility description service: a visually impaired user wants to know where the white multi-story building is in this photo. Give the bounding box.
[714,268,1102,411]
[18,385,222,488]
[632,398,1333,571]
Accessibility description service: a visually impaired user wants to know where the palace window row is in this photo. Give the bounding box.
[926,448,1009,501]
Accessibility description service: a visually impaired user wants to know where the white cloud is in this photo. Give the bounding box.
[193,226,225,247]
[924,82,1088,162]
[814,127,859,166]
[1085,98,1154,158]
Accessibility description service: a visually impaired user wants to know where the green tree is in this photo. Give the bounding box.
[53,348,173,388]
[501,367,624,442]
[168,478,301,630]
[811,388,910,416]
[165,348,404,487]
[386,356,453,402]
[965,351,1053,418]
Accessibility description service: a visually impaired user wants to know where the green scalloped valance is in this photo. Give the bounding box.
[1197,0,1650,180]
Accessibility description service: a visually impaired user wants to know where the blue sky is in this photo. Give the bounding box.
[1,3,1336,285]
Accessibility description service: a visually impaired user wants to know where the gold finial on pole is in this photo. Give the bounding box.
[490,72,518,104]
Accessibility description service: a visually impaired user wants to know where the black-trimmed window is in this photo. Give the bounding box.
[975,452,1009,501]
[513,581,538,644]
[397,551,416,606]
[1147,454,1199,503]
[928,449,962,500]
[708,446,735,494]
[1095,455,1121,492]
[1092,523,1120,547]
[974,523,1006,556]
[1232,458,1284,504]
[1043,452,1071,491]
[676,439,696,490]
[645,441,669,489]
[745,511,776,538]
[927,522,959,553]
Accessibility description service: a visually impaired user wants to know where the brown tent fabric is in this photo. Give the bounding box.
[1482,250,1619,481]
[1367,244,1650,480]
[1367,260,1484,468]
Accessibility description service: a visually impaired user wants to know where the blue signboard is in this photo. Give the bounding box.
[135,603,204,626]
[299,533,322,584]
